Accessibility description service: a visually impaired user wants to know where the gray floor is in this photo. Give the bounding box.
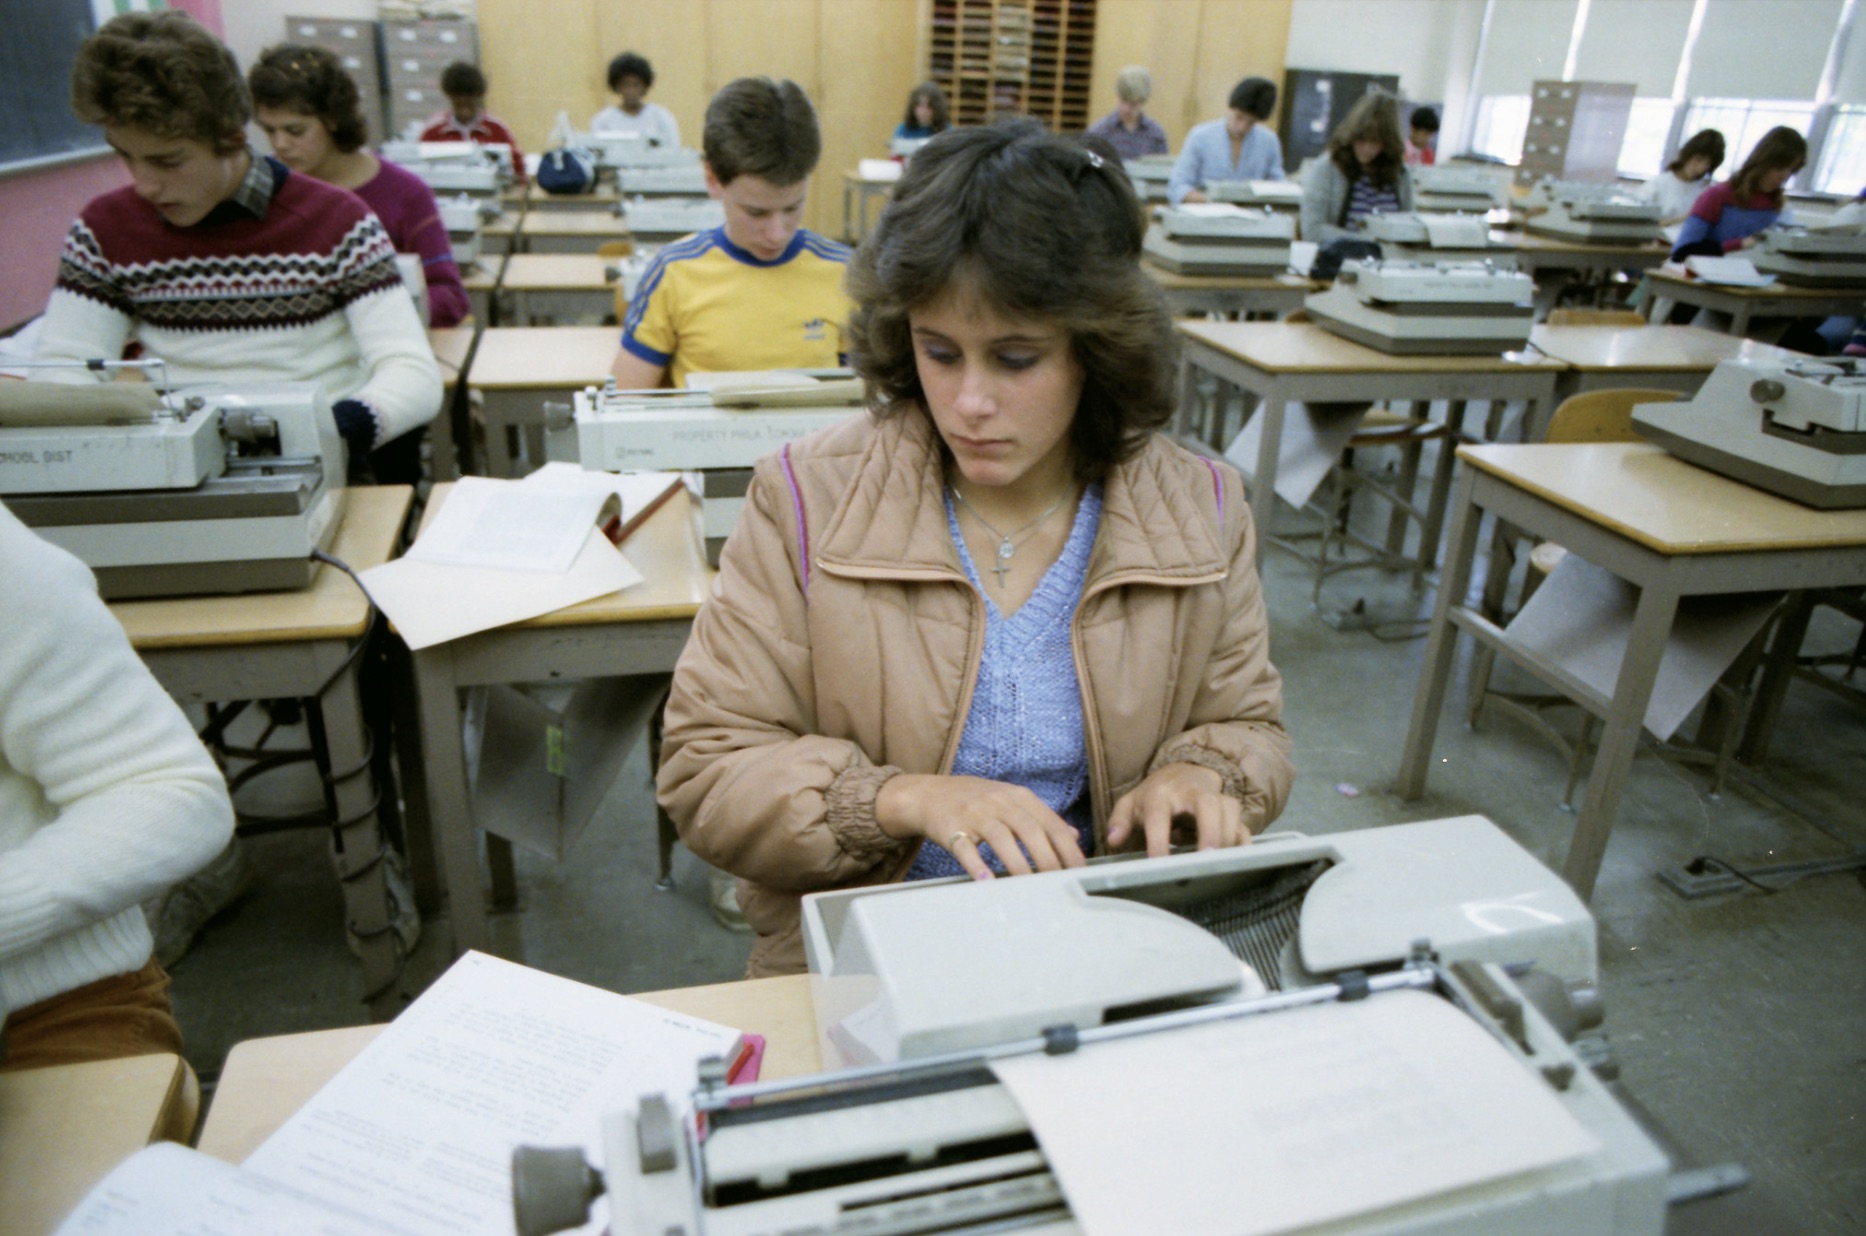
[167,489,1866,1234]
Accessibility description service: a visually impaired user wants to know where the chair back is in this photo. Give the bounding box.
[1543,387,1679,444]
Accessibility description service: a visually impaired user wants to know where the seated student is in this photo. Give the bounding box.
[611,77,852,389]
[35,11,442,481]
[1167,76,1285,204]
[1087,66,1169,160]
[1,503,234,1072]
[1672,126,1806,259]
[250,44,470,328]
[1301,91,1413,245]
[1405,105,1439,166]
[420,61,526,185]
[656,121,1294,977]
[895,81,950,142]
[1638,128,1726,226]
[592,51,680,148]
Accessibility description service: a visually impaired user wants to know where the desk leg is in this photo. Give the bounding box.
[1175,353,1199,439]
[1738,591,1818,765]
[1562,582,1680,899]
[1397,467,1484,798]
[1247,398,1287,563]
[414,645,490,956]
[842,182,855,243]
[481,393,517,478]
[315,643,408,1018]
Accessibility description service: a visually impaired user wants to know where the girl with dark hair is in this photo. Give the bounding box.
[1672,126,1806,259]
[1300,91,1413,244]
[658,120,1293,977]
[1639,129,1726,225]
[895,81,950,141]
[249,44,468,327]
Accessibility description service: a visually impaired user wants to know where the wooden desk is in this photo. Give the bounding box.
[0,1053,193,1235]
[459,256,506,327]
[427,325,479,481]
[466,326,619,477]
[113,487,416,1017]
[482,210,522,257]
[1174,320,1565,564]
[841,168,895,242]
[498,253,619,325]
[1142,261,1317,318]
[1638,269,1866,336]
[1500,230,1671,278]
[525,180,625,214]
[195,974,815,1163]
[518,208,632,255]
[412,483,712,955]
[1396,443,1866,897]
[1528,324,1805,421]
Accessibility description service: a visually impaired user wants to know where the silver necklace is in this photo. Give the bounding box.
[950,484,1073,587]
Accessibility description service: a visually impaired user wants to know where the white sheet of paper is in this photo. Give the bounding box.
[360,527,643,650]
[1505,553,1782,741]
[1288,240,1319,277]
[1422,214,1491,248]
[54,1142,384,1236]
[403,475,608,573]
[1224,402,1370,510]
[521,462,685,517]
[990,990,1598,1236]
[243,953,742,1236]
[1684,255,1775,287]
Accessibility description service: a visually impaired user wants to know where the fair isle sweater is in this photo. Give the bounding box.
[0,504,233,1022]
[35,155,441,451]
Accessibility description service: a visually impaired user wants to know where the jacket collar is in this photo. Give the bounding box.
[814,411,1228,584]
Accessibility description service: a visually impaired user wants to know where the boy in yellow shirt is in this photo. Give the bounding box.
[610,78,851,388]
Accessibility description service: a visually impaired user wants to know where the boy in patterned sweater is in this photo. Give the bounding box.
[34,10,441,474]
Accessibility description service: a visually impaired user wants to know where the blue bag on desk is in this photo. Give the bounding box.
[537,146,597,195]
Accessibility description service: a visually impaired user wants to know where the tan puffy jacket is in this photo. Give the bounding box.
[658,411,1294,976]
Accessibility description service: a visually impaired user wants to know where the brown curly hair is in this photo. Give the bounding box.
[1326,91,1406,190]
[248,44,369,153]
[71,11,250,154]
[844,119,1177,481]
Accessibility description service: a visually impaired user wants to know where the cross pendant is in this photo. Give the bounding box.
[991,538,1014,587]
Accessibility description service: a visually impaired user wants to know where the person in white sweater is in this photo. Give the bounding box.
[591,51,681,149]
[33,12,440,480]
[0,503,233,1071]
[1637,128,1726,226]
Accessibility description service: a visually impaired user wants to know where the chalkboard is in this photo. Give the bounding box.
[1278,69,1402,175]
[0,0,104,174]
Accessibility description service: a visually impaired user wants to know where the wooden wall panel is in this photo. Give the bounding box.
[592,2,714,150]
[818,0,925,231]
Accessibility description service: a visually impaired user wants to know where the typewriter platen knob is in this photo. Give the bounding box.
[511,1144,603,1236]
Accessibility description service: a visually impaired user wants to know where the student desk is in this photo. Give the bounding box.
[519,209,634,255]
[459,255,506,326]
[1396,443,1866,898]
[194,974,816,1162]
[1527,324,1804,421]
[1637,269,1866,336]
[1174,319,1565,563]
[497,253,621,325]
[841,167,896,242]
[1499,231,1671,279]
[1142,261,1317,318]
[466,326,619,477]
[109,487,416,1018]
[525,180,625,214]
[0,1052,195,1235]
[481,210,523,257]
[427,325,479,482]
[411,483,712,957]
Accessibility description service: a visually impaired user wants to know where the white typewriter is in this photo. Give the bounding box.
[615,161,709,196]
[1121,155,1174,201]
[890,135,933,159]
[509,816,1671,1236]
[1365,211,1517,264]
[1142,203,1296,276]
[1306,258,1536,354]
[621,196,728,241]
[0,370,346,598]
[543,370,863,565]
[438,193,502,268]
[1412,165,1505,213]
[1526,194,1664,245]
[379,139,507,195]
[1750,227,1866,286]
[1207,178,1305,211]
[572,131,697,170]
[1633,356,1866,508]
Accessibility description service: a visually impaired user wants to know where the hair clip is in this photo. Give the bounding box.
[1084,150,1105,170]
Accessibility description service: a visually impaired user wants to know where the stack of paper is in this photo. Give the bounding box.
[1684,255,1775,287]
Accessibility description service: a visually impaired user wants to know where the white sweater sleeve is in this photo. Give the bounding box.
[0,505,234,964]
[30,287,132,385]
[341,283,444,447]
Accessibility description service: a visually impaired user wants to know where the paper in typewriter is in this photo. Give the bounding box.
[989,988,1598,1236]
[1420,214,1492,249]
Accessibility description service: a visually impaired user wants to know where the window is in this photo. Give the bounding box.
[1471,95,1531,164]
[1681,99,1818,167]
[1814,105,1866,196]
[1617,99,1678,178]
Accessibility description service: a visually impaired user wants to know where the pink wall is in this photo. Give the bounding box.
[0,0,225,332]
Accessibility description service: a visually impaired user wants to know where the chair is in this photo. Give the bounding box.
[1545,307,1650,328]
[1468,387,1776,807]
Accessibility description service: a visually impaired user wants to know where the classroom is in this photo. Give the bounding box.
[2,1,1863,1234]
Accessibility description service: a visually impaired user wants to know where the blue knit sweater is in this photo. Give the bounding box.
[905,484,1104,879]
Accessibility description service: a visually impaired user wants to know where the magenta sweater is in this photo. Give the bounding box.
[356,158,470,327]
